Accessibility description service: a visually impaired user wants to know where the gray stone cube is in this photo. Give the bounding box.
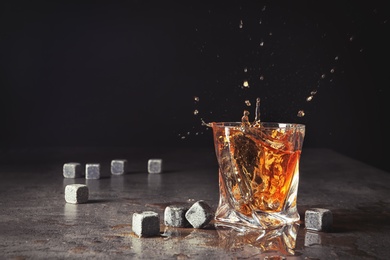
[148,159,162,174]
[132,211,160,237]
[63,162,82,178]
[65,184,89,204]
[185,200,214,228]
[85,163,100,179]
[111,159,128,175]
[305,208,333,232]
[164,204,190,228]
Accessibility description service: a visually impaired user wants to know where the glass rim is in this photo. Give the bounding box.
[210,121,305,129]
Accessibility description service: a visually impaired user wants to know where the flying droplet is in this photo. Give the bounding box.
[321,74,326,79]
[254,97,261,124]
[193,109,199,115]
[259,75,264,81]
[239,20,243,28]
[297,110,305,117]
[194,96,199,102]
[335,56,339,61]
[330,68,335,73]
[245,100,251,106]
[306,96,313,102]
[244,67,248,73]
[310,90,317,95]
[201,118,211,127]
[260,41,264,47]
[241,110,250,126]
[243,80,249,88]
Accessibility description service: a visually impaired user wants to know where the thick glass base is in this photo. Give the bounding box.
[215,222,300,256]
[214,203,300,230]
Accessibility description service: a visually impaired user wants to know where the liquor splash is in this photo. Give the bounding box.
[178,1,374,141]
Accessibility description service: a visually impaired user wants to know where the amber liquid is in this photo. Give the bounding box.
[212,123,302,217]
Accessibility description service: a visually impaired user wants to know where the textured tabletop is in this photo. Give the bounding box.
[0,147,389,259]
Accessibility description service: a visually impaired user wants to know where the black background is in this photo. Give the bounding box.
[1,1,390,171]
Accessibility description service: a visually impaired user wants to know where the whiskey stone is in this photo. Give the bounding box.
[86,163,100,179]
[305,208,333,232]
[132,211,160,237]
[63,162,82,178]
[185,200,214,228]
[111,159,128,175]
[65,184,89,204]
[148,159,162,174]
[164,205,190,228]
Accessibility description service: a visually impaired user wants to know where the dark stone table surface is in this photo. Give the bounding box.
[0,147,389,259]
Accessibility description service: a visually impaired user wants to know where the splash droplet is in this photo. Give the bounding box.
[241,110,250,126]
[254,97,261,124]
[245,100,251,106]
[297,110,305,117]
[201,118,211,127]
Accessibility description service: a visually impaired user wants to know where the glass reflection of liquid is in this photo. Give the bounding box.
[216,223,299,257]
